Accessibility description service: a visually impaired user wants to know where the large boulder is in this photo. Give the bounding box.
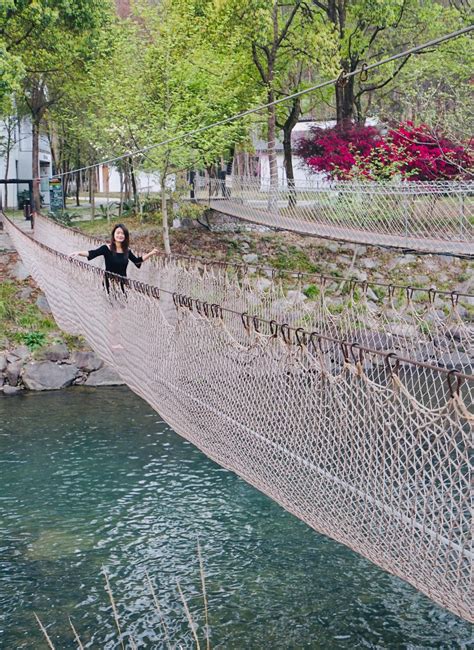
[0,353,7,373]
[6,362,22,386]
[10,260,30,281]
[70,350,103,372]
[361,258,378,270]
[36,293,52,314]
[36,342,69,362]
[2,385,22,396]
[85,365,124,386]
[255,277,272,292]
[22,361,78,391]
[286,290,307,303]
[354,330,394,351]
[387,323,419,339]
[16,287,33,300]
[9,346,30,361]
[242,253,259,264]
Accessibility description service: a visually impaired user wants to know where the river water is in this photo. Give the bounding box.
[0,387,472,649]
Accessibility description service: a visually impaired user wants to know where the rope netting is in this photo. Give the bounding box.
[32,213,474,383]
[195,178,474,256]
[3,212,473,621]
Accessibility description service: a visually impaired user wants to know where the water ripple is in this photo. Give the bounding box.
[0,387,472,649]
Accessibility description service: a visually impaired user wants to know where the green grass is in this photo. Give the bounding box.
[303,284,320,300]
[271,246,320,273]
[0,281,56,347]
[4,209,25,220]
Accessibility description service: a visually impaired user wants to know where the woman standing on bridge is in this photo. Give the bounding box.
[70,223,159,285]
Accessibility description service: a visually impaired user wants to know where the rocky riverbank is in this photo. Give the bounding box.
[1,232,124,396]
[0,345,124,395]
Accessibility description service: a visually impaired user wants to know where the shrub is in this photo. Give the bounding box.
[16,331,46,350]
[386,122,473,181]
[296,121,473,181]
[48,210,78,226]
[296,124,382,180]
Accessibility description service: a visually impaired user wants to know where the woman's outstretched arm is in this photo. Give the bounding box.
[128,248,159,268]
[141,248,159,262]
[71,245,108,260]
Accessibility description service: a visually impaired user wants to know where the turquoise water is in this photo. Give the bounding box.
[0,387,472,649]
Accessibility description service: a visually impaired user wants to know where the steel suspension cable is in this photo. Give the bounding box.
[49,25,473,180]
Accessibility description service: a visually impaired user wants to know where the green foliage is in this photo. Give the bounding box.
[0,281,17,322]
[48,210,78,226]
[303,284,320,300]
[0,280,55,345]
[273,246,318,273]
[97,203,119,220]
[176,202,206,220]
[16,331,47,350]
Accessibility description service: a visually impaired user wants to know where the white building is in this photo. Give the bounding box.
[97,165,162,195]
[0,117,52,209]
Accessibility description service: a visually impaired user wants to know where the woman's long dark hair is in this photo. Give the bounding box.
[110,223,130,254]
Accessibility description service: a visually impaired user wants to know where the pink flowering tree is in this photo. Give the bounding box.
[296,122,473,181]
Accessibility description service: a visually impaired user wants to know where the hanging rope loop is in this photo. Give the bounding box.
[350,342,363,365]
[269,320,279,338]
[340,341,350,363]
[281,323,292,344]
[337,70,348,87]
[295,328,307,347]
[359,62,369,82]
[241,312,251,332]
[447,369,462,398]
[385,352,400,376]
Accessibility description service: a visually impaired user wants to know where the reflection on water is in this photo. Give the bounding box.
[0,387,472,649]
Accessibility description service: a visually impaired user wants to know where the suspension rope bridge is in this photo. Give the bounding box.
[2,211,472,622]
[196,178,474,256]
[3,21,471,627]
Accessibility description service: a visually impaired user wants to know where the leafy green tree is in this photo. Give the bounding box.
[211,1,338,205]
[2,0,112,210]
[116,0,252,252]
[213,1,309,198]
[309,0,471,126]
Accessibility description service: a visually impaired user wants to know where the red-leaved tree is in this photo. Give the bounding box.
[388,123,473,181]
[296,122,473,181]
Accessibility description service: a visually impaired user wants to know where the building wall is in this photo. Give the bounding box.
[98,165,163,194]
[0,118,52,208]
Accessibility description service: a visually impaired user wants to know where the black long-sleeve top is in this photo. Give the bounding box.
[87,245,143,277]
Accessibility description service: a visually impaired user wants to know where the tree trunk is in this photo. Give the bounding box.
[283,130,296,208]
[267,90,279,211]
[91,167,95,220]
[281,96,301,208]
[31,118,41,212]
[119,170,124,218]
[3,120,12,210]
[161,178,171,255]
[335,73,355,127]
[129,156,138,207]
[75,170,80,207]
